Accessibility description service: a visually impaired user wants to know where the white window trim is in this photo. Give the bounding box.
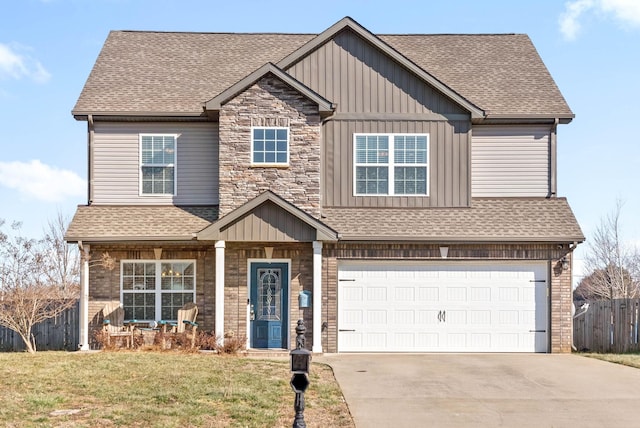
[138,133,178,197]
[120,259,196,322]
[353,133,430,197]
[250,126,290,167]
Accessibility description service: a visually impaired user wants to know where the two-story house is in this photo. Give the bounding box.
[66,17,583,353]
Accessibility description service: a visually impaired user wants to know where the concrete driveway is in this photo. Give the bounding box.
[316,353,640,428]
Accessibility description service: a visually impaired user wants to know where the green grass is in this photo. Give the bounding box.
[0,351,353,427]
[582,352,640,369]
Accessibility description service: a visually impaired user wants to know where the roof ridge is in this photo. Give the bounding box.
[116,30,317,36]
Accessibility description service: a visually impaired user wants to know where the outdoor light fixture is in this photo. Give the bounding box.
[561,256,569,271]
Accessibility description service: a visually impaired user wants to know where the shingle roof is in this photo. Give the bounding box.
[73,22,572,118]
[65,199,584,243]
[65,205,218,242]
[322,198,584,242]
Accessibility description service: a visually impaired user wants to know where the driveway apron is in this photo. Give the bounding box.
[316,353,640,428]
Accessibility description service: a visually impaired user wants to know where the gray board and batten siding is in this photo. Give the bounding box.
[215,200,318,242]
[285,29,467,116]
[286,28,472,208]
[472,125,551,197]
[91,122,218,205]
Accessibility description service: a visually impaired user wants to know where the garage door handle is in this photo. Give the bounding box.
[437,311,442,322]
[442,310,446,322]
[339,329,356,332]
[529,330,546,333]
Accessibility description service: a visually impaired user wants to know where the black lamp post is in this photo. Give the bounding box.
[290,319,311,428]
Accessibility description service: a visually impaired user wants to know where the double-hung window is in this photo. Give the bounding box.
[140,134,176,195]
[354,134,429,196]
[121,260,195,321]
[251,127,289,166]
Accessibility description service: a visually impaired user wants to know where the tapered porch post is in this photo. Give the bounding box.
[312,241,323,353]
[215,240,225,344]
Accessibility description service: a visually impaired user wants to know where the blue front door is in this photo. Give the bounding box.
[250,262,288,349]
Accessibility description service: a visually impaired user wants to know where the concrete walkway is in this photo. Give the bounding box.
[316,353,640,428]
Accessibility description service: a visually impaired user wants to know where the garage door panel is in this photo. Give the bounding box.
[418,287,439,301]
[338,261,548,353]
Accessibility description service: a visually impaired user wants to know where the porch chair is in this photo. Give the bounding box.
[158,302,199,348]
[102,301,134,348]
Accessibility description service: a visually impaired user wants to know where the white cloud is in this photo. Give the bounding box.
[600,0,640,26]
[0,43,51,83]
[560,0,595,40]
[560,0,640,40]
[0,160,85,203]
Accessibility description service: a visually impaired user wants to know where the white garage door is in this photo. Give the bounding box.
[338,261,548,353]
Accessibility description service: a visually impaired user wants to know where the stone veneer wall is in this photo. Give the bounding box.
[321,243,576,354]
[218,75,322,218]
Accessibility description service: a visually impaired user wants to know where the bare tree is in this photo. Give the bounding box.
[42,212,80,291]
[581,200,640,301]
[0,219,79,353]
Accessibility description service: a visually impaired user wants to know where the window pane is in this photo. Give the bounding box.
[394,135,427,165]
[161,293,194,320]
[142,166,174,195]
[123,292,155,320]
[394,167,427,195]
[356,166,388,195]
[252,127,288,164]
[265,128,276,140]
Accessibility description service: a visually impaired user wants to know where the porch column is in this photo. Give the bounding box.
[215,240,225,344]
[312,241,323,353]
[79,244,90,351]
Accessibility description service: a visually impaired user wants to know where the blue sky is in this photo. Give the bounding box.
[1,0,639,283]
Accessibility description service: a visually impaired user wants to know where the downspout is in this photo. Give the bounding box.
[549,118,558,197]
[88,115,95,204]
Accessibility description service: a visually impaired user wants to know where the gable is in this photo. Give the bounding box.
[198,191,338,242]
[211,200,317,242]
[286,27,472,118]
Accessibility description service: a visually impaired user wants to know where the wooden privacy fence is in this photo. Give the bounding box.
[573,298,640,353]
[0,300,79,352]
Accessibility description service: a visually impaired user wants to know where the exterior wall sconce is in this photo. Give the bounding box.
[439,246,449,258]
[264,246,274,259]
[561,256,569,271]
[153,248,162,260]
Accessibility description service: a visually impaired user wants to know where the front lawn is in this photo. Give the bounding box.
[0,351,353,427]
[582,352,640,369]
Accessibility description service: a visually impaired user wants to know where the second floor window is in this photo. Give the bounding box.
[354,134,429,196]
[252,127,289,166]
[140,134,176,195]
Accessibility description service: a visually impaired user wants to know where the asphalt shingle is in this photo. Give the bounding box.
[322,198,584,242]
[73,29,572,118]
[65,205,218,242]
